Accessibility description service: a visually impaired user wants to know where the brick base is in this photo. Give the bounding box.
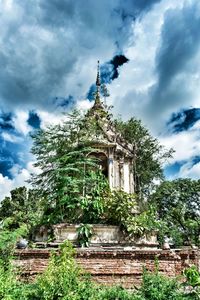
[14,248,200,288]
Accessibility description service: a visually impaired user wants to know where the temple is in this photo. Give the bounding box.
[85,61,135,193]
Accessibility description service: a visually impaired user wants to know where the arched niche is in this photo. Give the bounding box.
[87,151,108,178]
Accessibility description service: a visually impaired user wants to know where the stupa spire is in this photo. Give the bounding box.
[95,60,101,105]
[96,60,101,87]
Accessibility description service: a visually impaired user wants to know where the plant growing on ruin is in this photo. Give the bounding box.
[105,191,159,237]
[30,110,110,225]
[183,266,200,299]
[125,206,160,238]
[105,190,137,226]
[77,224,94,247]
[29,106,173,232]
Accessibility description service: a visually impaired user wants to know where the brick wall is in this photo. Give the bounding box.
[14,248,200,288]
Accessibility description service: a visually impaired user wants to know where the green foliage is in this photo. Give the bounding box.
[0,224,28,268]
[35,241,83,299]
[183,266,200,299]
[140,269,185,300]
[114,118,173,196]
[184,266,200,288]
[0,186,43,238]
[31,110,110,225]
[105,190,137,226]
[0,263,19,300]
[105,191,159,237]
[151,178,200,246]
[78,170,109,223]
[97,285,144,300]
[77,224,94,247]
[125,206,160,238]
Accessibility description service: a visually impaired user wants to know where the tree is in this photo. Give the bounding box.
[0,186,42,266]
[30,106,173,226]
[30,110,110,225]
[0,186,43,236]
[114,118,173,196]
[151,178,200,246]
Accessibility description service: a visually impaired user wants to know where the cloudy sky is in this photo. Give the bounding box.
[1,0,200,200]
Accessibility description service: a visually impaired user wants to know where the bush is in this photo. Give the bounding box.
[183,266,200,299]
[140,269,186,300]
[34,241,98,300]
[97,286,145,300]
[0,224,28,269]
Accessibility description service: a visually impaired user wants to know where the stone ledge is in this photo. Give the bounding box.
[15,248,197,260]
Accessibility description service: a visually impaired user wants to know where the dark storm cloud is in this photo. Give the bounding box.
[54,95,75,108]
[102,55,129,83]
[0,138,23,178]
[147,2,200,119]
[87,55,129,100]
[156,3,200,89]
[169,108,200,133]
[0,0,161,111]
[38,0,161,30]
[0,112,14,130]
[0,129,15,177]
[27,111,41,129]
[118,0,161,16]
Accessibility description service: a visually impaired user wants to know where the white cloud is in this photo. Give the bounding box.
[159,121,200,179]
[1,132,22,143]
[159,128,200,164]
[76,99,93,111]
[0,170,29,202]
[106,0,200,136]
[0,161,40,202]
[12,110,32,135]
[177,161,200,179]
[1,0,153,111]
[38,110,65,128]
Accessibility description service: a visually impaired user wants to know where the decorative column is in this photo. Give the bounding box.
[108,149,114,190]
[129,160,134,193]
[119,158,124,190]
[123,159,130,193]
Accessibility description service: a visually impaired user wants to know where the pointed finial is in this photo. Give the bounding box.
[94,60,101,105]
[96,60,101,87]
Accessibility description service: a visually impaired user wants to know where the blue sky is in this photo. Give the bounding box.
[1,0,200,200]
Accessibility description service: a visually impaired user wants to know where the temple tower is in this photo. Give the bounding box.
[86,61,135,193]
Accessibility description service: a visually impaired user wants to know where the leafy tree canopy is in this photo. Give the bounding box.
[151,178,200,246]
[30,109,110,225]
[0,106,174,241]
[114,118,173,196]
[0,186,42,233]
[29,106,173,228]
